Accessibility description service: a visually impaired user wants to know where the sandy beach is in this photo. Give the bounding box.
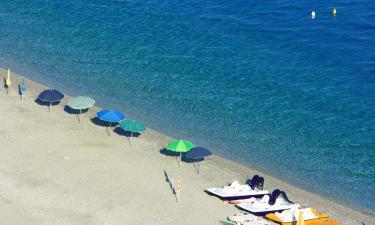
[0,67,374,225]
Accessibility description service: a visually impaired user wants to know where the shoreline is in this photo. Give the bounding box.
[1,66,374,224]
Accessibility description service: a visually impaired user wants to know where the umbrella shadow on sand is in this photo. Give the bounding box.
[64,106,89,123]
[91,117,120,136]
[64,106,89,115]
[160,148,180,157]
[91,117,112,127]
[160,148,203,162]
[113,127,141,146]
[113,127,141,138]
[34,98,60,107]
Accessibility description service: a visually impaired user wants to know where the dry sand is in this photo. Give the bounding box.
[0,68,374,225]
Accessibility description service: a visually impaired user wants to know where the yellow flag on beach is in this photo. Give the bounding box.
[296,208,305,225]
[5,69,12,86]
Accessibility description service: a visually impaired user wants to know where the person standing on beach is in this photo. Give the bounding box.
[5,69,12,95]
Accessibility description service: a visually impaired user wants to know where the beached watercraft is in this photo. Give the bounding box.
[265,207,333,225]
[236,189,299,215]
[205,175,269,201]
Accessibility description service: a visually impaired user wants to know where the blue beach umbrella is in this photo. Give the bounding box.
[185,147,212,175]
[96,109,125,136]
[38,89,64,111]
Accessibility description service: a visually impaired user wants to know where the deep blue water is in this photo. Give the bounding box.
[0,0,374,212]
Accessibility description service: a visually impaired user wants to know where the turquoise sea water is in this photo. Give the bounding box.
[0,0,374,212]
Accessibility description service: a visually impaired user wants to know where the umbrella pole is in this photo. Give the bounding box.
[130,132,132,147]
[179,153,182,167]
[107,123,112,136]
[49,103,51,111]
[198,161,200,175]
[77,110,81,123]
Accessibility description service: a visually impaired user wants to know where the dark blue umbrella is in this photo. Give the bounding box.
[38,89,64,111]
[185,147,212,175]
[96,109,125,136]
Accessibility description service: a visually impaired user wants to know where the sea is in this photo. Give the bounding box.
[0,0,374,212]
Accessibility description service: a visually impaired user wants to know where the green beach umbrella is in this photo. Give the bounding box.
[67,96,95,123]
[165,139,196,166]
[120,119,145,146]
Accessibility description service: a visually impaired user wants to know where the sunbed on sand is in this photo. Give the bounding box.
[227,212,270,225]
[236,189,299,214]
[206,175,269,201]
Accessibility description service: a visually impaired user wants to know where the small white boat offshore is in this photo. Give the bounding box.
[205,175,269,201]
[236,189,299,215]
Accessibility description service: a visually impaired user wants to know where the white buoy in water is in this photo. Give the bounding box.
[332,8,337,16]
[311,10,316,19]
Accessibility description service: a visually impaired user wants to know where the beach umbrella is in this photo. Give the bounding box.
[38,89,64,111]
[67,96,95,123]
[5,69,11,95]
[20,79,26,101]
[185,147,212,175]
[296,208,305,225]
[120,119,145,146]
[166,140,196,166]
[96,109,125,136]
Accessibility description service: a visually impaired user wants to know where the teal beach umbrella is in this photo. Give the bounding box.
[19,79,26,101]
[165,140,196,166]
[67,96,95,123]
[120,119,145,146]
